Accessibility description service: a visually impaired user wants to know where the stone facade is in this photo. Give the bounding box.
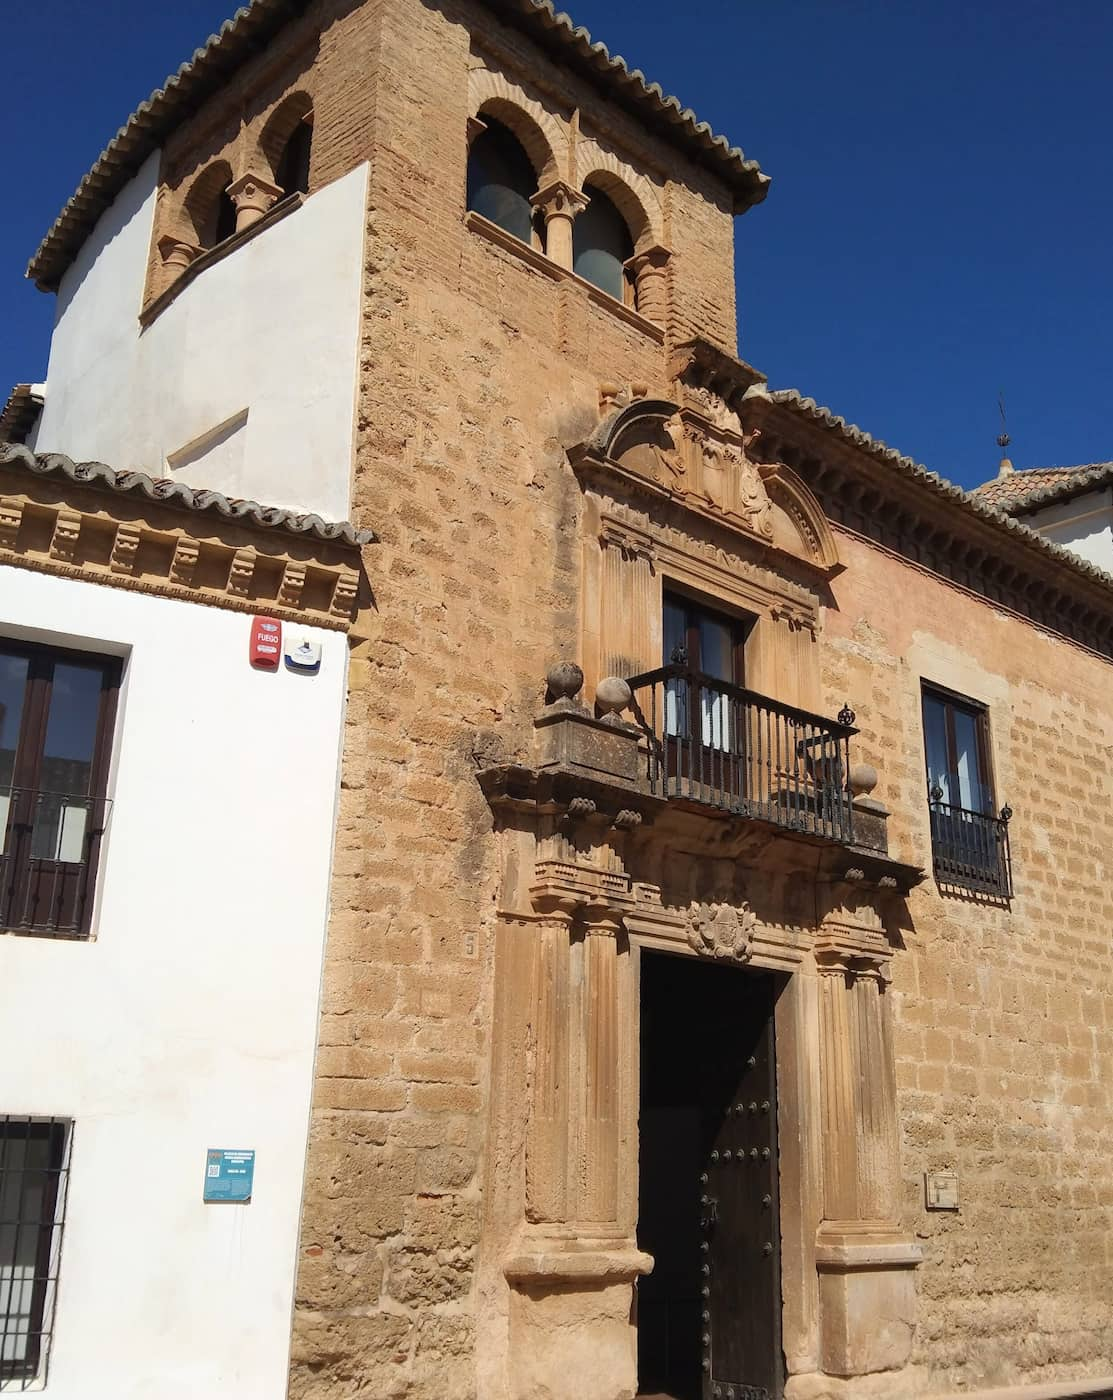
[99,2,1113,1397]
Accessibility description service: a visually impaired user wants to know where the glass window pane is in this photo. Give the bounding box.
[0,652,29,791]
[40,662,103,797]
[698,616,733,683]
[923,694,951,804]
[663,598,687,664]
[952,707,988,813]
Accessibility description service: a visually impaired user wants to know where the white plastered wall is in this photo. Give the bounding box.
[1020,486,1113,574]
[31,153,367,522]
[0,566,348,1400]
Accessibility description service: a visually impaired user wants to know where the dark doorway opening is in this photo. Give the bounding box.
[637,950,784,1400]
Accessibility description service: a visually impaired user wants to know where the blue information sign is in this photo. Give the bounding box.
[203,1148,255,1203]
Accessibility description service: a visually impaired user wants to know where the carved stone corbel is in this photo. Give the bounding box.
[49,508,81,562]
[109,521,141,576]
[0,497,24,550]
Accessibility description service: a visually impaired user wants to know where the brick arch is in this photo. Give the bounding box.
[468,67,565,186]
[574,142,663,253]
[183,159,234,248]
[258,90,314,180]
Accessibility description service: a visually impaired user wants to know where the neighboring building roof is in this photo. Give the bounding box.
[0,385,43,446]
[26,0,770,292]
[0,443,376,545]
[973,461,1113,515]
[746,385,1113,594]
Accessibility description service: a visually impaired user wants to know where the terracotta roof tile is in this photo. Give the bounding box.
[0,443,375,546]
[27,0,769,291]
[974,462,1113,514]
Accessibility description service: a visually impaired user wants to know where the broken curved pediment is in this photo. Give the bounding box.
[578,396,840,573]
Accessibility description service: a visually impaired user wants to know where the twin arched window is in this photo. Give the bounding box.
[466,115,638,306]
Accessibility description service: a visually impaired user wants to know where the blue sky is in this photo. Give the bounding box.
[3,1,1111,489]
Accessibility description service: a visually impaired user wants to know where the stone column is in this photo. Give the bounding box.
[624,244,670,322]
[226,171,283,232]
[813,950,922,1379]
[817,954,857,1221]
[531,180,589,270]
[852,959,901,1222]
[578,906,624,1224]
[526,896,577,1224]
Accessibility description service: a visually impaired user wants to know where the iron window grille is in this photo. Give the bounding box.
[0,1118,72,1390]
[0,641,120,938]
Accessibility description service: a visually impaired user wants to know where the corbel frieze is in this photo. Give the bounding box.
[0,484,367,631]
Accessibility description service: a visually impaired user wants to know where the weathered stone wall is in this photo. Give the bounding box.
[282,1,741,1395]
[821,528,1113,1394]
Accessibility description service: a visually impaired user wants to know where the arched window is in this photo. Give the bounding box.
[275,116,313,196]
[185,161,236,250]
[573,183,635,303]
[467,116,537,245]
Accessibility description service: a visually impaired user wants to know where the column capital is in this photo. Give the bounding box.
[226,170,284,231]
[581,905,624,939]
[530,179,590,222]
[532,892,581,927]
[624,242,671,276]
[157,234,201,269]
[815,952,850,980]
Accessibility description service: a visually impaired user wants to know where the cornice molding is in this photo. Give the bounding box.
[743,394,1113,659]
[0,472,366,631]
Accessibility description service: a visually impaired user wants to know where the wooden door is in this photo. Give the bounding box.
[700,972,781,1400]
[638,953,783,1400]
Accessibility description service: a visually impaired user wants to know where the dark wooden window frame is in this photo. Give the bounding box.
[662,586,751,682]
[921,681,1013,897]
[920,681,995,813]
[0,639,121,938]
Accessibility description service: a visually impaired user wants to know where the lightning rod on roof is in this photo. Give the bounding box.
[996,391,1013,478]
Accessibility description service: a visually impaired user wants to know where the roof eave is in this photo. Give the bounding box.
[27,0,768,292]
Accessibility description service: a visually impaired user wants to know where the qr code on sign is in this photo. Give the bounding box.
[207,1163,220,1177]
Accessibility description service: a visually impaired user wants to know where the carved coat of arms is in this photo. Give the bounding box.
[686,902,757,962]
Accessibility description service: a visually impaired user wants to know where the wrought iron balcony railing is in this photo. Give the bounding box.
[0,786,110,937]
[927,791,1013,897]
[626,664,857,843]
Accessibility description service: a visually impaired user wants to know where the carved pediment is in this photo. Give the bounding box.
[576,396,839,573]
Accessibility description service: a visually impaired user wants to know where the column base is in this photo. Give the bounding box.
[815,1223,923,1378]
[504,1242,652,1400]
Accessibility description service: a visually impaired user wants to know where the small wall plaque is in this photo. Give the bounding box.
[924,1170,959,1211]
[204,1148,255,1203]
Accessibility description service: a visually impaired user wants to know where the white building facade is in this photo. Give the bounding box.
[0,449,371,1396]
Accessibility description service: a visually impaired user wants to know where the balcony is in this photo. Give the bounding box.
[0,786,110,937]
[927,792,1013,897]
[626,664,857,844]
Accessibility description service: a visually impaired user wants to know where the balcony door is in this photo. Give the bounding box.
[662,594,750,797]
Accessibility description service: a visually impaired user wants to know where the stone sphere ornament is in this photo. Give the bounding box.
[546,661,584,702]
[848,763,878,797]
[595,675,632,717]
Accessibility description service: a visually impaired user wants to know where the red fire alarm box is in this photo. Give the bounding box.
[250,616,282,669]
